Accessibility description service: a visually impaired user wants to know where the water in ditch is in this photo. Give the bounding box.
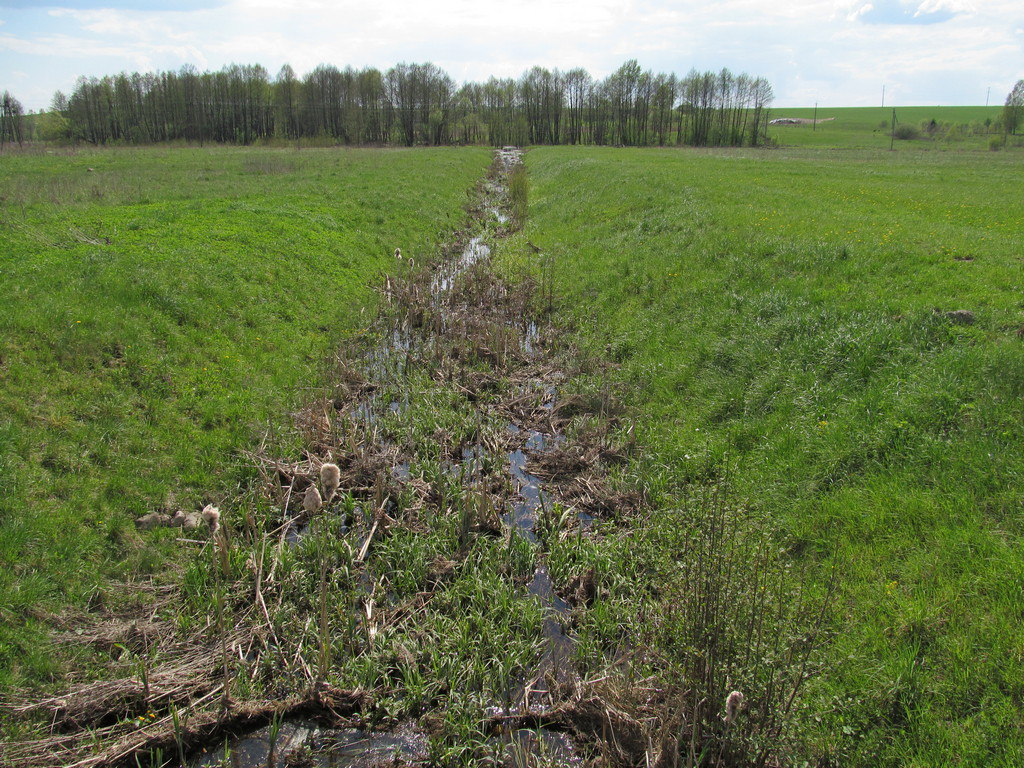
[193,146,582,766]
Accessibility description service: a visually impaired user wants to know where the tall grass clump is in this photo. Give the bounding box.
[650,484,834,767]
[507,162,529,230]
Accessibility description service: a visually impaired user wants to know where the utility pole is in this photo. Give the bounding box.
[881,84,885,109]
[986,87,991,107]
[813,101,818,131]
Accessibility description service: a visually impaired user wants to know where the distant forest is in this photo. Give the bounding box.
[4,60,775,148]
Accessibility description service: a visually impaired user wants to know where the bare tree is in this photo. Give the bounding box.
[1004,79,1024,136]
[1,91,26,148]
[356,67,386,144]
[749,77,774,146]
[563,68,592,145]
[519,66,564,145]
[651,73,677,145]
[274,64,301,140]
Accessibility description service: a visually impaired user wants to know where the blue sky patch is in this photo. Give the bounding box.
[857,1,956,25]
[0,1,222,9]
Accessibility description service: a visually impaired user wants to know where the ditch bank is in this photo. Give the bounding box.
[5,149,651,768]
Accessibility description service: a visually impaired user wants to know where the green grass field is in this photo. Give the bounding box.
[2,122,1023,766]
[503,142,1024,765]
[767,105,1006,148]
[0,145,491,689]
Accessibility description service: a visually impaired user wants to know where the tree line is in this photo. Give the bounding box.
[6,60,775,149]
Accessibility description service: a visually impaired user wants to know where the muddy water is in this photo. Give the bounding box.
[431,236,490,293]
[190,720,428,768]
[419,149,581,754]
[526,566,574,684]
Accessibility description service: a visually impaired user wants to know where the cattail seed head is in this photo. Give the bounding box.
[725,690,745,724]
[320,462,341,502]
[201,504,221,535]
[303,483,322,514]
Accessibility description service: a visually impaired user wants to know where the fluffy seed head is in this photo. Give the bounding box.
[320,462,341,502]
[303,483,322,514]
[201,504,220,535]
[725,690,745,724]
[394,248,402,259]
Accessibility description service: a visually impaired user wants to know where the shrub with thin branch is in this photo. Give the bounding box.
[648,482,836,767]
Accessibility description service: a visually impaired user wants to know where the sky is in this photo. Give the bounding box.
[1,0,1021,112]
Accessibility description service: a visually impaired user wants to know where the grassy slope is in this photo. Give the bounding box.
[516,144,1024,765]
[768,105,1005,148]
[0,145,490,689]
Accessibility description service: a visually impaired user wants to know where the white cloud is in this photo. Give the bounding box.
[0,25,208,83]
[49,7,206,42]
[847,3,874,20]
[2,0,1022,110]
[915,0,974,16]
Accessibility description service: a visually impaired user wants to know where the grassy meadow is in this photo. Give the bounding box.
[2,117,1023,767]
[499,143,1024,765]
[767,105,1006,148]
[0,145,491,689]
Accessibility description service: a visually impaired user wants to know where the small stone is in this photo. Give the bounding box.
[135,512,170,530]
[170,510,204,529]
